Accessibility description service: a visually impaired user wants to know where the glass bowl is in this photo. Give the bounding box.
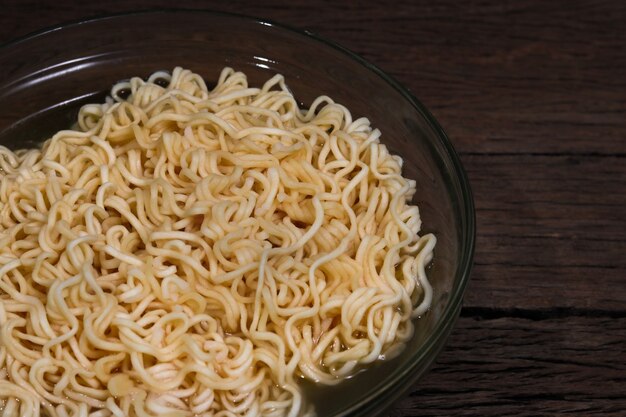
[0,10,475,417]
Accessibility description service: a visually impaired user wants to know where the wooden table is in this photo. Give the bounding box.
[2,1,624,415]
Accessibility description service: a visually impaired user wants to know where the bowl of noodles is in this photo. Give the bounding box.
[0,10,474,417]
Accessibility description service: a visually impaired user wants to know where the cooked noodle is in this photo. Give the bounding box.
[0,67,435,417]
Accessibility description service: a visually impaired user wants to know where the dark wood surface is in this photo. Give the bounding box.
[1,0,625,415]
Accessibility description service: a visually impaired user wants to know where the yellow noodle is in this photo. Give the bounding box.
[0,67,435,417]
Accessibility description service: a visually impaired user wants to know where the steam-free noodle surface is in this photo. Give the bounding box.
[0,67,435,417]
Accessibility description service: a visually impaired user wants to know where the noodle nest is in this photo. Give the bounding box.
[0,67,435,417]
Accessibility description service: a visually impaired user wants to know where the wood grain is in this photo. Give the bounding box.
[390,315,626,416]
[466,154,626,310]
[1,1,624,157]
[1,0,625,416]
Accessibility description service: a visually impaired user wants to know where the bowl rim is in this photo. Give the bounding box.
[0,8,476,416]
